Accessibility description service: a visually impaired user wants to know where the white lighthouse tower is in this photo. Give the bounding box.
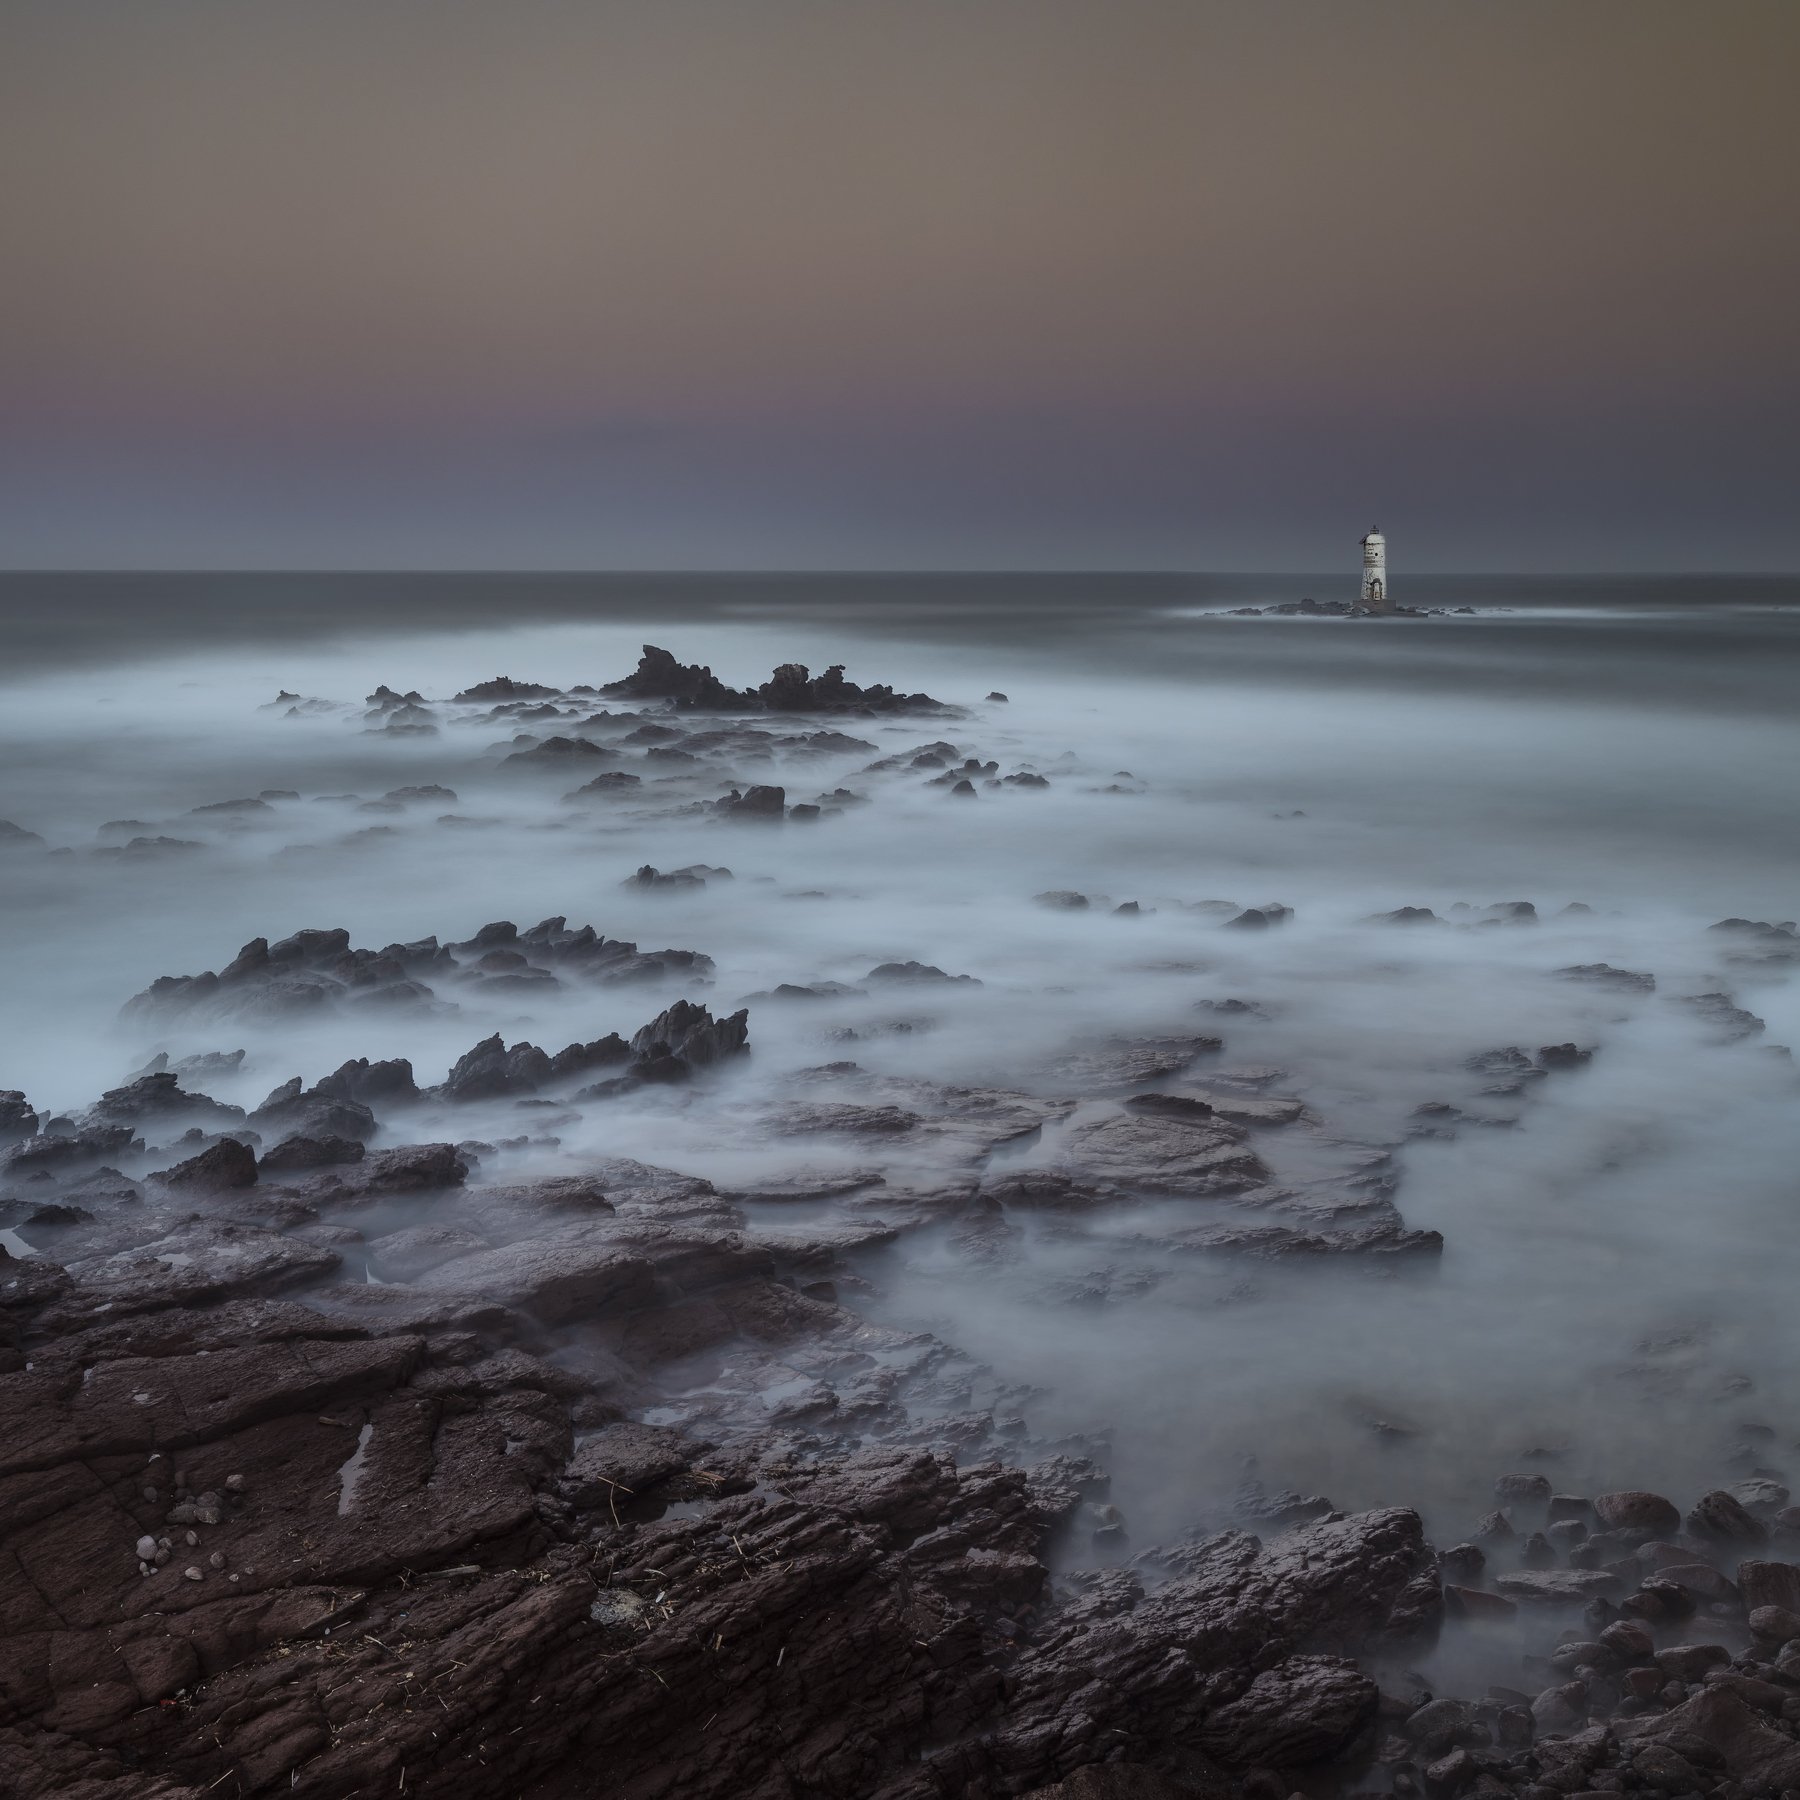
[1359,528,1389,612]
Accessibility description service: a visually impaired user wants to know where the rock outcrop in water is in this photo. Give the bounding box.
[122,918,717,1025]
[602,644,953,715]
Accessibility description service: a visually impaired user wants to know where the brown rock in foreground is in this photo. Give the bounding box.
[0,1174,1441,1799]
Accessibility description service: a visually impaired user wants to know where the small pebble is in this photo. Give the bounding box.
[208,1552,225,1570]
[154,1548,171,1566]
[183,1566,203,1582]
[135,1535,157,1560]
[141,1486,158,1503]
[225,1473,246,1492]
[185,1530,198,1546]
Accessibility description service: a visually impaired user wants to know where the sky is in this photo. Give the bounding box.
[1,0,1797,572]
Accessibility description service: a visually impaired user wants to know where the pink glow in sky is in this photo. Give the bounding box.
[2,0,1796,569]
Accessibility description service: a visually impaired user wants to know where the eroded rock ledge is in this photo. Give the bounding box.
[0,1214,1441,1798]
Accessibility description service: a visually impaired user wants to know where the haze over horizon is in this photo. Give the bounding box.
[3,0,1797,573]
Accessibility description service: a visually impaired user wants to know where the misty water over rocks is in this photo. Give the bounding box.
[4,573,1800,1798]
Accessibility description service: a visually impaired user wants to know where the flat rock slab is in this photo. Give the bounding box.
[565,1422,707,1504]
[415,1223,658,1324]
[365,1223,493,1282]
[62,1221,340,1313]
[1051,1111,1270,1196]
[1492,1568,1627,1602]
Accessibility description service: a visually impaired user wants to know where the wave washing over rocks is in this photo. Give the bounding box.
[5,621,1800,1798]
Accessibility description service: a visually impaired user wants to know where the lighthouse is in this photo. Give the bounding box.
[1359,528,1389,612]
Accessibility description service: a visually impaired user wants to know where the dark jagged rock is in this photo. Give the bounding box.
[866,960,981,986]
[258,1133,366,1172]
[187,796,274,817]
[1557,962,1656,992]
[366,684,427,708]
[82,1072,244,1131]
[101,835,205,859]
[1710,915,1798,939]
[312,1056,419,1108]
[603,645,753,708]
[126,919,714,1027]
[626,1000,750,1079]
[715,783,785,821]
[773,728,878,754]
[602,645,953,715]
[358,1142,470,1193]
[926,756,998,787]
[1484,900,1539,923]
[1225,905,1292,930]
[549,1036,633,1080]
[151,1137,258,1191]
[249,1078,378,1144]
[566,769,643,798]
[0,820,47,849]
[501,735,614,767]
[1463,1046,1547,1094]
[1125,1092,1216,1122]
[1686,1487,1768,1543]
[134,1049,247,1083]
[436,1031,632,1104]
[739,980,865,1005]
[454,676,561,701]
[1171,1221,1444,1258]
[1371,906,1440,925]
[123,927,431,1023]
[0,1091,39,1146]
[3,1122,139,1176]
[757,660,951,714]
[624,862,728,890]
[442,1034,555,1103]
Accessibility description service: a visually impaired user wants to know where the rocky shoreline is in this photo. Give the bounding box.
[4,645,1797,1798]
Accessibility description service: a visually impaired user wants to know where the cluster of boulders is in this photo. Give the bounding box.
[599,643,954,715]
[0,994,751,1189]
[120,917,715,1025]
[1350,1474,1800,1800]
